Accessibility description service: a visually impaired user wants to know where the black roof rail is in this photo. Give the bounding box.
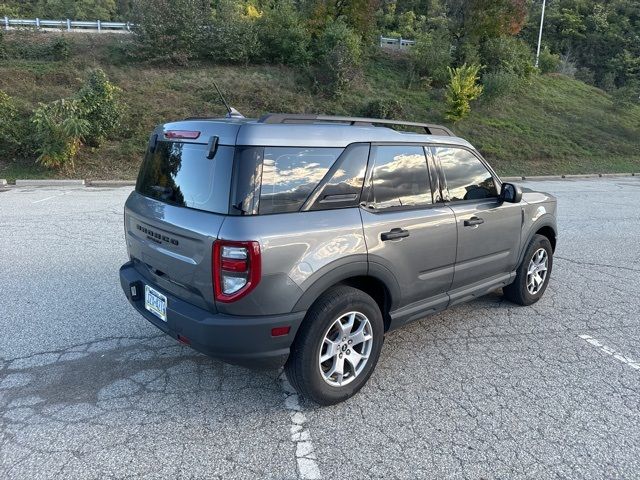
[257,113,454,136]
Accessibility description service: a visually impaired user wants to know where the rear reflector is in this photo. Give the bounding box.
[165,130,201,140]
[177,334,191,345]
[271,326,291,337]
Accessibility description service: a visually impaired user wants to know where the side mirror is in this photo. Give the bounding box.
[500,182,522,203]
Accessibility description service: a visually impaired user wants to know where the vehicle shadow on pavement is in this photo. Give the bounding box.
[0,334,285,421]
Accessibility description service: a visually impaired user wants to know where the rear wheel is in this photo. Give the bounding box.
[285,286,384,405]
[503,234,553,306]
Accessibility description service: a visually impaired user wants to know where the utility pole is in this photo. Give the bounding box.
[535,0,547,68]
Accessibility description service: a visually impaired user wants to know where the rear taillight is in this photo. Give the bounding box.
[213,240,261,302]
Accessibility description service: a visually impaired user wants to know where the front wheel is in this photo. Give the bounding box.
[503,234,553,306]
[285,286,384,406]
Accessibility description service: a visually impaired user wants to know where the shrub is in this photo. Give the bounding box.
[257,0,310,66]
[32,99,90,171]
[2,34,71,61]
[481,71,521,99]
[203,0,259,64]
[314,19,362,96]
[445,64,483,122]
[361,98,403,119]
[537,47,560,74]
[410,30,452,88]
[612,81,640,109]
[76,69,124,147]
[574,67,594,84]
[0,30,5,59]
[0,91,34,159]
[0,91,20,157]
[481,36,535,78]
[48,37,71,61]
[558,54,578,77]
[455,41,481,67]
[131,0,209,63]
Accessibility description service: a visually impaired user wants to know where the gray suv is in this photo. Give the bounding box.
[119,114,557,405]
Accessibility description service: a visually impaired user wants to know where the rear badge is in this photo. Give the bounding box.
[137,224,179,246]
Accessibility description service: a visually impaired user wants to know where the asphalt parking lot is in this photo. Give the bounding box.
[1,177,639,479]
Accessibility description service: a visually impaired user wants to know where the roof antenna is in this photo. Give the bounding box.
[213,81,244,119]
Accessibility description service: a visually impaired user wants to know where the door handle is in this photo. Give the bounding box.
[464,217,485,227]
[381,228,410,241]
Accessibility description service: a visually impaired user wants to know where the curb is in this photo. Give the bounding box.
[88,180,136,187]
[503,173,636,182]
[15,179,85,186]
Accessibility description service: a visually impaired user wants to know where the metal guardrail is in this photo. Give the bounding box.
[3,19,414,45]
[379,36,416,48]
[3,17,132,32]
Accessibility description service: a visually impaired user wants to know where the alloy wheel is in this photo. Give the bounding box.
[526,248,548,295]
[318,311,373,387]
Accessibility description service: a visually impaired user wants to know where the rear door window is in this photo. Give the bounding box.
[136,141,233,214]
[259,147,343,214]
[369,145,432,210]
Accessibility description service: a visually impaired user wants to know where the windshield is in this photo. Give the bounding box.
[135,141,233,214]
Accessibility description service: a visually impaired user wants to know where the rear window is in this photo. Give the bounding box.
[136,141,233,214]
[258,147,343,214]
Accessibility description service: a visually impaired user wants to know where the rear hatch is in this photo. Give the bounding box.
[124,120,240,312]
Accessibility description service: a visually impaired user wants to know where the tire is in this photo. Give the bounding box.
[503,234,553,306]
[285,286,384,406]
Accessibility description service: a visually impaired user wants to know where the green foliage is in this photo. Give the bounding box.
[537,47,560,74]
[31,98,90,171]
[481,71,521,99]
[0,4,24,17]
[310,0,380,39]
[611,81,640,109]
[0,91,21,158]
[131,0,208,64]
[34,0,117,20]
[481,36,535,78]
[445,63,483,121]
[48,37,71,60]
[520,0,640,89]
[409,30,452,88]
[76,68,123,146]
[257,0,311,66]
[376,0,450,38]
[203,0,259,64]
[313,19,363,96]
[0,30,5,60]
[361,98,403,119]
[450,0,528,43]
[2,34,71,61]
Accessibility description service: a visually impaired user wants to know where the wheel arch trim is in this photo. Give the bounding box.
[292,260,400,315]
[518,216,557,265]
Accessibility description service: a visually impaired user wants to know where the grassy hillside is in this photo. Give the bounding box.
[0,32,638,180]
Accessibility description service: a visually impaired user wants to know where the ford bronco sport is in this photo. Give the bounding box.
[120,113,557,405]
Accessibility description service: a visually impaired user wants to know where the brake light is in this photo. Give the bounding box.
[213,240,261,302]
[165,130,201,140]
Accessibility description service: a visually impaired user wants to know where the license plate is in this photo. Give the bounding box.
[144,285,167,322]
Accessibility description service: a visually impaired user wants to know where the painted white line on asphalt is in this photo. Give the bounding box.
[579,334,640,370]
[280,372,322,480]
[31,191,69,204]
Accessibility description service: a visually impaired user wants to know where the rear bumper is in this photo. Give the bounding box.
[119,261,304,369]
